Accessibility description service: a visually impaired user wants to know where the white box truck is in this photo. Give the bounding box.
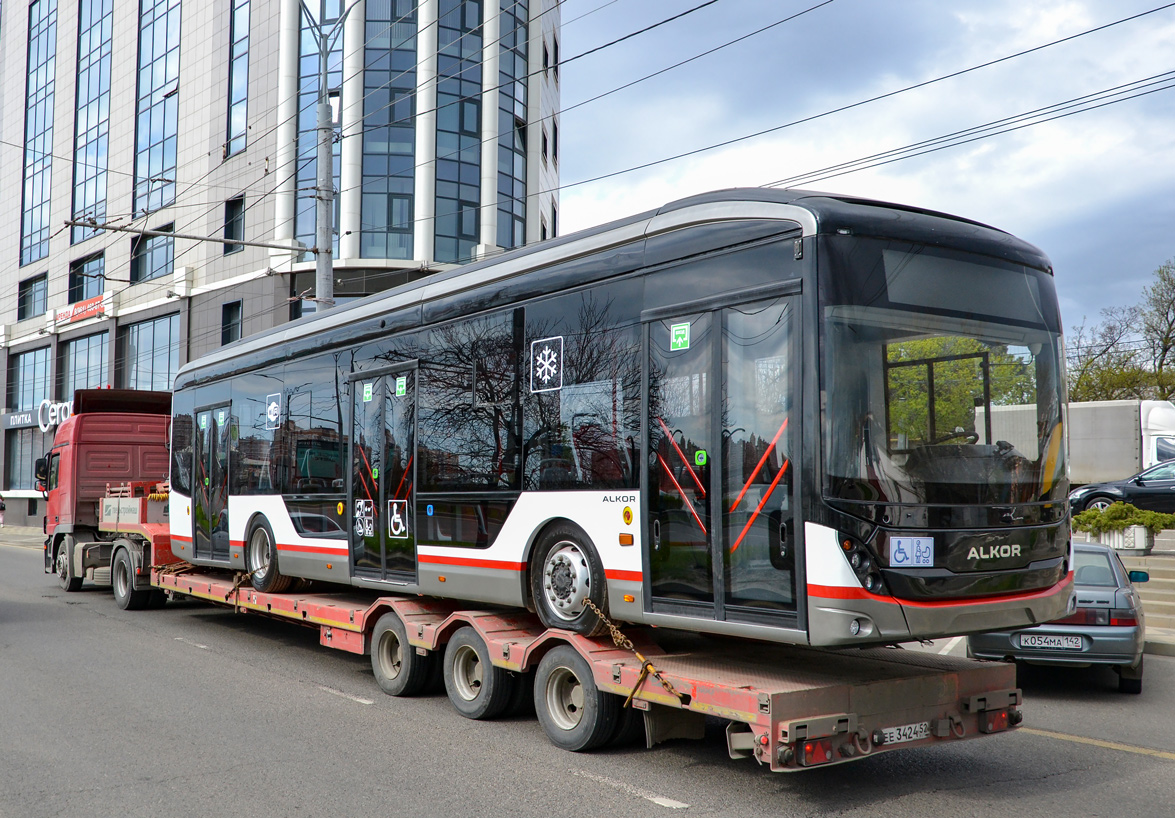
[979,399,1175,485]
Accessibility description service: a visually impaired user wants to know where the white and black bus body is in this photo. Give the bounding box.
[168,188,1073,648]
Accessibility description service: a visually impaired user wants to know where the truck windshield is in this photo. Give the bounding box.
[820,236,1067,515]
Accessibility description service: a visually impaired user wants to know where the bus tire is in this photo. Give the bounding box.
[534,645,620,752]
[443,626,514,720]
[530,525,608,636]
[112,548,150,610]
[371,612,431,697]
[56,535,82,592]
[245,517,292,594]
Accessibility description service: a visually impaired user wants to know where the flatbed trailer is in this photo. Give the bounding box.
[151,562,1022,771]
[92,481,1024,770]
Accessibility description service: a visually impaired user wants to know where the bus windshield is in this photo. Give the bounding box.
[820,236,1067,514]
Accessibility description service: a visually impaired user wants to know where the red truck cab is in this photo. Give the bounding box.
[38,389,171,590]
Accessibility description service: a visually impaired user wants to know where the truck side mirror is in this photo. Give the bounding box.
[34,457,48,482]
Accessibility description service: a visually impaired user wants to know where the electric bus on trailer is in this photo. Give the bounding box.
[168,188,1072,648]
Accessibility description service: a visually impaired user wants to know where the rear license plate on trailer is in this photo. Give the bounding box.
[1019,633,1082,650]
[881,721,929,745]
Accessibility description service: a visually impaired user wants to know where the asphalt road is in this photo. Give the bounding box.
[2,540,1174,818]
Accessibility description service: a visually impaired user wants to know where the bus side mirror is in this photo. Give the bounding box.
[34,457,48,482]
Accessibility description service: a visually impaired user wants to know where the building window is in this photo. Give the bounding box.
[496,1,528,251]
[58,332,109,397]
[116,313,179,390]
[6,428,53,492]
[552,34,559,82]
[551,203,557,238]
[18,275,49,321]
[7,347,52,412]
[295,3,343,254]
[360,0,417,260]
[222,301,242,345]
[541,218,547,242]
[68,252,105,302]
[131,224,174,283]
[434,0,483,264]
[541,128,548,163]
[551,119,558,165]
[20,0,58,266]
[226,0,250,156]
[71,0,114,243]
[134,0,182,215]
[224,197,244,254]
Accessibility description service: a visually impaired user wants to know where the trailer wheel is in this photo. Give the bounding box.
[443,626,515,720]
[534,645,620,752]
[56,536,82,592]
[245,518,292,593]
[112,548,150,611]
[371,612,431,697]
[530,525,608,636]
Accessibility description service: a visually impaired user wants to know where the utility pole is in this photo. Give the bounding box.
[300,0,357,313]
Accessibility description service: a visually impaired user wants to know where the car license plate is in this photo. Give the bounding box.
[881,721,930,745]
[1018,633,1083,650]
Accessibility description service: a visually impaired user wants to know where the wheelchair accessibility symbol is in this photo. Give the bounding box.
[388,500,409,539]
[890,537,934,567]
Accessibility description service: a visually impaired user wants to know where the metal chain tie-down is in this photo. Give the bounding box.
[582,598,685,708]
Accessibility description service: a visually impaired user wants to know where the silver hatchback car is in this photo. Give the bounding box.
[967,543,1149,693]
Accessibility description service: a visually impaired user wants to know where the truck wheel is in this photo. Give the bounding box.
[371,612,431,697]
[112,548,150,611]
[56,536,82,592]
[443,626,514,720]
[534,644,620,752]
[530,525,608,636]
[245,518,292,593]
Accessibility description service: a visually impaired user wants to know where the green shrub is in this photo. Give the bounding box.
[1072,502,1175,537]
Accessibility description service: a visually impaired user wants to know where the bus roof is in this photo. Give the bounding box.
[175,188,1049,390]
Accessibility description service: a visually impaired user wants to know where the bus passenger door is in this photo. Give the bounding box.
[350,367,417,583]
[645,296,798,624]
[193,404,232,562]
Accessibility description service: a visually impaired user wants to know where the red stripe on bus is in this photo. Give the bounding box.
[808,572,1073,608]
[605,569,643,582]
[172,534,192,544]
[277,542,348,554]
[418,554,525,571]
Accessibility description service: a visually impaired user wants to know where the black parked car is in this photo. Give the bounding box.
[1069,460,1175,514]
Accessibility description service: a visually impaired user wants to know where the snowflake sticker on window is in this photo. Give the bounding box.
[530,336,564,393]
[265,393,281,430]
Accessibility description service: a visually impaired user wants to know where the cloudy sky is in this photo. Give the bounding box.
[554,0,1175,331]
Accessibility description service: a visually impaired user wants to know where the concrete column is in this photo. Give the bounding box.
[477,4,501,258]
[414,0,439,265]
[339,0,366,262]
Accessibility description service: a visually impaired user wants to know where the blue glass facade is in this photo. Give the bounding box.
[434,0,482,264]
[496,0,527,250]
[360,0,417,260]
[20,0,57,266]
[117,313,180,390]
[71,0,113,243]
[226,0,251,156]
[134,0,182,216]
[295,2,343,254]
[130,226,174,283]
[59,332,110,396]
[68,252,105,302]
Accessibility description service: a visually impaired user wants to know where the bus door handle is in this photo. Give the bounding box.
[652,519,661,550]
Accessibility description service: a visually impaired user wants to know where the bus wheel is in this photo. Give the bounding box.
[443,626,514,720]
[56,535,82,592]
[371,612,431,697]
[245,518,292,594]
[112,548,150,610]
[534,645,620,752]
[530,526,607,636]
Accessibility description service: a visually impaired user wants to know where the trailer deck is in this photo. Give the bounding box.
[153,565,1021,771]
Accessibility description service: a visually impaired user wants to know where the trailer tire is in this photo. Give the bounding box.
[112,548,150,610]
[530,525,608,636]
[371,612,431,697]
[245,518,292,594]
[534,645,620,752]
[56,535,82,592]
[443,626,515,720]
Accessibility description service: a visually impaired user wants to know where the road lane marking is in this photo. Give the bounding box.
[318,685,374,706]
[938,636,963,655]
[574,770,689,809]
[175,637,210,650]
[1021,727,1175,761]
